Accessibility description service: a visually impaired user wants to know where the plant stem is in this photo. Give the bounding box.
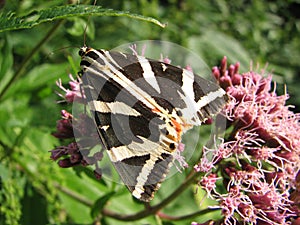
[54,182,94,207]
[157,208,219,221]
[102,170,199,221]
[0,20,64,101]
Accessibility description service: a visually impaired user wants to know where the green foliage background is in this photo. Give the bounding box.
[0,0,299,224]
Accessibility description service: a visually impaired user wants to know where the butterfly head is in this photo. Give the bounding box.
[79,46,91,57]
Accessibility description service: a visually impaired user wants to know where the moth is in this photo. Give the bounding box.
[79,46,227,202]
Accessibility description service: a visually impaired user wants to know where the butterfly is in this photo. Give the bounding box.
[78,46,227,202]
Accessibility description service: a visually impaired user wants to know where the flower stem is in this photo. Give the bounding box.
[0,20,64,101]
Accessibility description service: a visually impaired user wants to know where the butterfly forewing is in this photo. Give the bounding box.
[79,47,227,201]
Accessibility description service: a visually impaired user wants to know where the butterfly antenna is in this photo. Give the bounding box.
[83,19,89,47]
[83,0,97,47]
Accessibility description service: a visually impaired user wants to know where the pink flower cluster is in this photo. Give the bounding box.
[50,75,102,179]
[194,57,300,225]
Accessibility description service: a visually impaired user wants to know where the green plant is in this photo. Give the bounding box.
[1,1,299,224]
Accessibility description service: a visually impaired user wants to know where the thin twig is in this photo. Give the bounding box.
[54,182,94,207]
[101,170,199,221]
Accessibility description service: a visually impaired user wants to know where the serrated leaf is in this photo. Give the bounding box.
[91,192,115,219]
[0,5,165,33]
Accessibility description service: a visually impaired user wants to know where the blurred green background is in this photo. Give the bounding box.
[0,0,299,224]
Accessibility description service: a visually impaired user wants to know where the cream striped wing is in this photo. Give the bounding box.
[79,47,227,201]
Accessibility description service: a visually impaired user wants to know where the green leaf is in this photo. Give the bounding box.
[73,166,107,187]
[0,34,13,79]
[2,63,68,100]
[91,192,115,219]
[188,30,251,71]
[0,5,165,33]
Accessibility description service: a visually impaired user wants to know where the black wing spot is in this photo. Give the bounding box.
[169,143,176,150]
